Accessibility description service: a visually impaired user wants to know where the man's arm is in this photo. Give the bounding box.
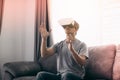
[68,41,87,66]
[41,38,55,57]
[39,24,55,57]
[70,48,87,66]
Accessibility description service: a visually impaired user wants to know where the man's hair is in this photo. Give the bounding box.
[73,20,79,30]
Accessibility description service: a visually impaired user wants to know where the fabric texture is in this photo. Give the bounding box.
[3,44,118,80]
[36,71,60,80]
[13,76,35,80]
[39,54,57,74]
[2,72,14,80]
[85,44,116,79]
[4,62,41,77]
[34,0,53,62]
[113,44,120,80]
[53,39,88,79]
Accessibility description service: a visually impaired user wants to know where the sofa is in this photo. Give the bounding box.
[2,44,120,80]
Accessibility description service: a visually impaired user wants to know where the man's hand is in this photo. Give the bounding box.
[67,39,87,66]
[39,23,51,39]
[66,34,74,51]
[68,40,73,51]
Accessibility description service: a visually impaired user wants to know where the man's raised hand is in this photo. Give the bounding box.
[39,23,51,39]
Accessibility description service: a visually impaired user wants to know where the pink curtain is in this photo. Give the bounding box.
[34,0,53,62]
[0,0,4,35]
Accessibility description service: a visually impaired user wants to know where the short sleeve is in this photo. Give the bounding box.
[78,42,89,58]
[52,41,64,54]
[52,43,59,53]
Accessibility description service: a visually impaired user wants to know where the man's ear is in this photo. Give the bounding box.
[74,30,77,35]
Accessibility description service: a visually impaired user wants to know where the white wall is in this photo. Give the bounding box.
[0,0,35,72]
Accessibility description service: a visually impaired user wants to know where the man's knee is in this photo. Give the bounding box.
[36,71,48,80]
[61,72,73,80]
[61,72,81,80]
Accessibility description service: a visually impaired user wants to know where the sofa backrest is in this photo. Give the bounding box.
[38,44,117,80]
[38,54,57,74]
[113,44,120,80]
[85,44,116,80]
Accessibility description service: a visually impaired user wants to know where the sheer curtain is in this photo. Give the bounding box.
[50,0,120,46]
[34,0,53,62]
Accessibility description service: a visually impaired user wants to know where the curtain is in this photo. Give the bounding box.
[34,0,53,62]
[0,0,4,35]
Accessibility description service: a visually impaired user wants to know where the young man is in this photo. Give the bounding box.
[36,18,88,80]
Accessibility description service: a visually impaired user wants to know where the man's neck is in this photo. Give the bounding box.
[65,38,76,43]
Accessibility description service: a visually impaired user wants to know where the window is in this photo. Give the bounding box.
[101,0,120,44]
[50,0,120,46]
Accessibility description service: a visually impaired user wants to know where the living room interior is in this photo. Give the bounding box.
[0,0,120,80]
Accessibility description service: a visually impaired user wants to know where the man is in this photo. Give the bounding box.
[36,18,88,80]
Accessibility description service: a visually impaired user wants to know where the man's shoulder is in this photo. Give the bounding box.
[54,40,65,47]
[75,39,87,47]
[75,39,82,44]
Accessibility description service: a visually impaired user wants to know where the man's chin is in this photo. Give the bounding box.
[65,39,70,43]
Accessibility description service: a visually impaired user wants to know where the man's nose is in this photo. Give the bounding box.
[65,26,69,29]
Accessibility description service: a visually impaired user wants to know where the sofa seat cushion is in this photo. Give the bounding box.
[85,44,116,79]
[4,62,41,77]
[13,76,35,80]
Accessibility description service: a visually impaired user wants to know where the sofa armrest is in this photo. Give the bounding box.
[3,61,42,78]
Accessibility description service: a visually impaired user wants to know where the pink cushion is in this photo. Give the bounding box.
[113,44,120,80]
[86,44,116,79]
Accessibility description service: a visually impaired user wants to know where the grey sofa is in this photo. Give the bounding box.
[3,54,57,80]
[3,44,119,80]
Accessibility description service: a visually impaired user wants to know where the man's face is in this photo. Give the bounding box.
[64,26,77,35]
[64,26,77,41]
